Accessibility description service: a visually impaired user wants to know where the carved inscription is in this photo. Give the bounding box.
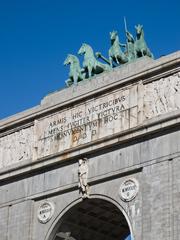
[43,95,126,142]
[34,87,138,158]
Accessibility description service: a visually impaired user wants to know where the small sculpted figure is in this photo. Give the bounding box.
[125,30,136,61]
[78,158,89,199]
[124,17,136,61]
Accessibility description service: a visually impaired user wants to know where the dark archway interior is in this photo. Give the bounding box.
[53,198,131,240]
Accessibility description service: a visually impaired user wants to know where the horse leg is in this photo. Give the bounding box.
[73,74,78,85]
[88,67,92,78]
[115,56,120,65]
[109,56,113,67]
[65,79,70,87]
[79,72,84,81]
[66,78,73,87]
[147,48,154,58]
[135,50,138,59]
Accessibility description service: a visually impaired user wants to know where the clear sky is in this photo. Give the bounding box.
[0,0,179,120]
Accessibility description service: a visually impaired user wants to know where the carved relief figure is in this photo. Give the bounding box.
[78,158,89,199]
[144,72,180,119]
[154,79,168,114]
[174,73,180,107]
[0,127,33,168]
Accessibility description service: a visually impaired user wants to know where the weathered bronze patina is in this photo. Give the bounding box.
[64,20,153,86]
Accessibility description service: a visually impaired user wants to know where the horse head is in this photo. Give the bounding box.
[64,54,79,66]
[135,24,143,37]
[78,43,88,55]
[110,31,118,41]
[64,54,73,65]
[78,43,94,58]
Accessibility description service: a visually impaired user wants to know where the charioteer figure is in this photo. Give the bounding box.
[124,17,136,61]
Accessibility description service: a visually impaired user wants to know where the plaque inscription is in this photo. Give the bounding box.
[119,178,139,202]
[37,201,55,224]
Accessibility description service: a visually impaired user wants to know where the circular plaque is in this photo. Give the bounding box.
[37,201,55,224]
[119,178,139,202]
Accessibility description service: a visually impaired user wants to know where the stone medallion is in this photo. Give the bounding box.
[119,178,139,202]
[37,201,55,224]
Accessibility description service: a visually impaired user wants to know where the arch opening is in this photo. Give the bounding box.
[52,198,132,240]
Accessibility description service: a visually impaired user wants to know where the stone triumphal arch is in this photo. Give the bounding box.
[47,197,132,240]
[0,51,180,240]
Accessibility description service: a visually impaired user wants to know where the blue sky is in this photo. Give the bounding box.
[0,0,179,119]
